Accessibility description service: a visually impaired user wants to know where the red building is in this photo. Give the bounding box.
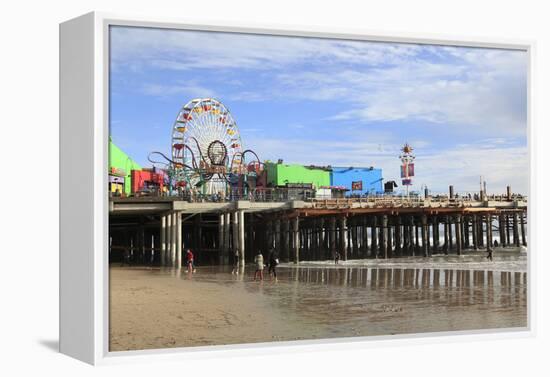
[131,168,165,195]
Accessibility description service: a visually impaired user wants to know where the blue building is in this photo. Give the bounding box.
[330,167,384,195]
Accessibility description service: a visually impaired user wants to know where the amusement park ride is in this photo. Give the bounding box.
[148,98,263,196]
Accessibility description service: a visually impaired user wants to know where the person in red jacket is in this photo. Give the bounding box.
[186,249,196,273]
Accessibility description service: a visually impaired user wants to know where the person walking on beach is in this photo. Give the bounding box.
[267,248,279,282]
[231,249,240,274]
[334,251,340,265]
[186,249,196,273]
[254,250,264,281]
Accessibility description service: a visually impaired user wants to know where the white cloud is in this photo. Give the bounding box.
[112,27,527,137]
[110,26,424,71]
[415,144,528,194]
[282,51,527,135]
[140,82,217,99]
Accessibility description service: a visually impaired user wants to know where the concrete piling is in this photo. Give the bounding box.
[371,216,378,258]
[513,213,520,247]
[330,216,337,259]
[520,212,527,246]
[414,219,420,256]
[433,216,440,253]
[443,215,449,255]
[282,219,290,262]
[160,215,166,266]
[275,218,282,254]
[232,211,239,263]
[464,216,470,249]
[176,212,182,268]
[238,210,245,266]
[339,216,347,261]
[381,215,388,259]
[472,215,478,251]
[293,216,300,264]
[421,214,428,257]
[486,214,493,254]
[387,217,393,258]
[395,217,402,257]
[455,214,462,255]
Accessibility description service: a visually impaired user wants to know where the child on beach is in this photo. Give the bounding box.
[186,249,196,273]
[254,251,264,281]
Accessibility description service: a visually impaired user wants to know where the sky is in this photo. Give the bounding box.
[109,26,528,194]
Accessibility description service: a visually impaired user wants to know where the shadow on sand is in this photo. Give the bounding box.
[38,339,59,353]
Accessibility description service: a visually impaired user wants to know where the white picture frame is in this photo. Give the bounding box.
[59,11,535,365]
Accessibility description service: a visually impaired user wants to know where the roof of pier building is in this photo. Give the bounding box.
[265,162,331,189]
[109,138,142,195]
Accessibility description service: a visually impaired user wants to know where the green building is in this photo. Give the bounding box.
[265,162,331,189]
[108,138,141,195]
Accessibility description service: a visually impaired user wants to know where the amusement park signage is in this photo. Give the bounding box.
[108,175,124,183]
[110,167,126,177]
[399,143,415,190]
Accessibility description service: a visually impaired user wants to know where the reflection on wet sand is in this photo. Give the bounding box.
[282,266,526,290]
[109,263,527,351]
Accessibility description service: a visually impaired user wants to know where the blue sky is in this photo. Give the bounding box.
[109,26,528,194]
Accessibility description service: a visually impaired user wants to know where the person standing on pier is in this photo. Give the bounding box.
[254,250,264,281]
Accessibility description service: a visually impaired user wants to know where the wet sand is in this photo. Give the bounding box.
[109,251,527,351]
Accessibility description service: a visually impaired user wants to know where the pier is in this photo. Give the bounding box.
[109,188,528,267]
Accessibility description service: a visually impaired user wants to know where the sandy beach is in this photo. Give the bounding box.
[109,250,527,352]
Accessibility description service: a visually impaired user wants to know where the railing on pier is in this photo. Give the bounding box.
[125,187,316,203]
[309,194,528,209]
[113,187,527,208]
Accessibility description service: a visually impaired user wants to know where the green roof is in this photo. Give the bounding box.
[109,139,142,194]
[265,163,331,188]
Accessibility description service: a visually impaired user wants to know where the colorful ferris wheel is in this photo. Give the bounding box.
[171,98,245,194]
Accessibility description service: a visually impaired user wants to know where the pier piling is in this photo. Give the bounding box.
[513,213,520,247]
[472,215,478,251]
[395,217,402,257]
[282,219,290,262]
[455,214,462,255]
[176,212,182,268]
[339,216,348,261]
[520,212,527,247]
[421,214,428,257]
[160,215,166,266]
[293,216,300,263]
[381,215,388,259]
[371,216,378,258]
[238,211,245,266]
[171,212,177,268]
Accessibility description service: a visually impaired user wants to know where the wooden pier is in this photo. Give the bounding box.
[109,193,527,267]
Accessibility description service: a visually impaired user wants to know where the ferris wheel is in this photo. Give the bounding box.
[171,98,244,194]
